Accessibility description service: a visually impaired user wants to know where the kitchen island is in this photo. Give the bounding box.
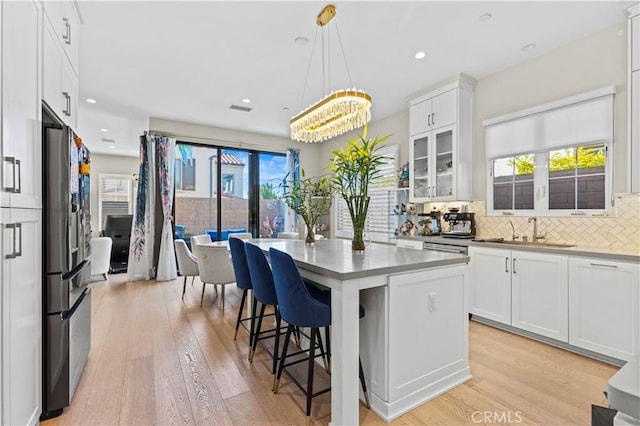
[250,239,471,424]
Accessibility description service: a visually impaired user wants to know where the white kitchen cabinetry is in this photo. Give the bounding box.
[569,258,639,361]
[43,0,79,73]
[395,238,423,250]
[409,89,457,136]
[470,246,569,342]
[360,264,470,420]
[43,18,78,129]
[469,246,512,325]
[409,79,474,202]
[511,251,569,342]
[1,0,42,210]
[629,6,640,192]
[1,1,43,424]
[1,208,42,426]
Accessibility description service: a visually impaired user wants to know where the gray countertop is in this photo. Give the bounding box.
[249,239,469,281]
[397,235,640,263]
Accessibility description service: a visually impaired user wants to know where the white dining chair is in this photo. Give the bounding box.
[196,245,236,310]
[174,239,199,300]
[190,234,212,251]
[89,236,112,280]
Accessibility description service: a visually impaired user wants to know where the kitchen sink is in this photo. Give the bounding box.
[474,238,575,248]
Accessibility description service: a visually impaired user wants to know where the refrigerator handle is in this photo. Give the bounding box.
[61,288,88,321]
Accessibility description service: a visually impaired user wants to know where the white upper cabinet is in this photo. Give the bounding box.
[630,6,640,192]
[409,78,474,202]
[409,89,457,135]
[43,17,78,129]
[632,14,639,72]
[1,0,42,210]
[43,0,79,74]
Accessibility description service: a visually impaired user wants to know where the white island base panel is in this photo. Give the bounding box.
[360,265,472,421]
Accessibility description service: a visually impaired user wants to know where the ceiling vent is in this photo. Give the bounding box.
[101,138,116,144]
[229,104,252,112]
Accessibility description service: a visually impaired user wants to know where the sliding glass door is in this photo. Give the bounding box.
[174,143,287,244]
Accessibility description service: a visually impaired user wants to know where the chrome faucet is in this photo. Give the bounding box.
[528,217,546,243]
[507,220,519,241]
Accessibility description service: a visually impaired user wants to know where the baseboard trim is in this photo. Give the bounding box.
[470,315,625,367]
[369,367,472,421]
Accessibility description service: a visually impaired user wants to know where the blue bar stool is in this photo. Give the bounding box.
[228,237,256,346]
[244,242,290,387]
[269,247,370,425]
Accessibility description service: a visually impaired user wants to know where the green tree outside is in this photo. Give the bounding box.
[509,145,605,174]
[260,182,277,199]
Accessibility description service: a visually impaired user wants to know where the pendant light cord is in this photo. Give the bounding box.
[298,26,320,113]
[334,20,354,88]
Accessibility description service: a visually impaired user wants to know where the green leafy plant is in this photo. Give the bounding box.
[259,182,277,199]
[329,126,390,251]
[510,146,605,175]
[279,170,333,244]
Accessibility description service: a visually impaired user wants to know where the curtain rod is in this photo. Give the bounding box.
[145,130,290,154]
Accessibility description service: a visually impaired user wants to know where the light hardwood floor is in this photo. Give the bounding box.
[42,274,617,425]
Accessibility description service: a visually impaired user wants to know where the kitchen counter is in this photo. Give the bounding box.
[250,238,471,423]
[252,238,469,280]
[397,235,640,263]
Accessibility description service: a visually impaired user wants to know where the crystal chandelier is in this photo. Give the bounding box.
[290,5,372,143]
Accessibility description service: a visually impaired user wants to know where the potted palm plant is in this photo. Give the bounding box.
[330,127,389,251]
[279,170,333,244]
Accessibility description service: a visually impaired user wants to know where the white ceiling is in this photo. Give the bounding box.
[76,1,634,157]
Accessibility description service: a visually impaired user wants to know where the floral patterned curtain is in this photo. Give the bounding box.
[127,134,156,281]
[155,136,177,281]
[284,149,300,233]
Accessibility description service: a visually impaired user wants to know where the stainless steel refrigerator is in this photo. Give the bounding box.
[41,106,92,420]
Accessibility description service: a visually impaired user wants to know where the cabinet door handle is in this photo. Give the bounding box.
[62,92,71,116]
[505,257,509,273]
[4,223,17,259]
[63,17,71,45]
[512,258,517,274]
[432,112,435,126]
[427,114,431,127]
[3,157,20,193]
[589,263,618,269]
[14,223,22,258]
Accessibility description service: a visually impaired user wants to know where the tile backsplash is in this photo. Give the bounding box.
[424,193,640,250]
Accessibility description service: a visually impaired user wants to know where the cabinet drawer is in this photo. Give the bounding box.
[396,239,423,250]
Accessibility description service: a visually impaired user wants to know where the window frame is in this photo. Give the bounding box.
[487,141,612,217]
[98,173,133,232]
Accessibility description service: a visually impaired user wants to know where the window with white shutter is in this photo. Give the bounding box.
[99,174,133,231]
[334,145,398,243]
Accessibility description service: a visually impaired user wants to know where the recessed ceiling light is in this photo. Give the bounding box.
[522,43,536,52]
[109,145,115,149]
[100,128,108,132]
[242,98,251,103]
[283,106,290,111]
[294,36,309,46]
[414,51,427,59]
[86,98,97,104]
[479,13,492,21]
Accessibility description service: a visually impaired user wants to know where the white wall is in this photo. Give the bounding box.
[473,21,628,198]
[90,153,140,235]
[149,118,323,177]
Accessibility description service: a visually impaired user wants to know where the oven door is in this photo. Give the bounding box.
[423,242,468,255]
